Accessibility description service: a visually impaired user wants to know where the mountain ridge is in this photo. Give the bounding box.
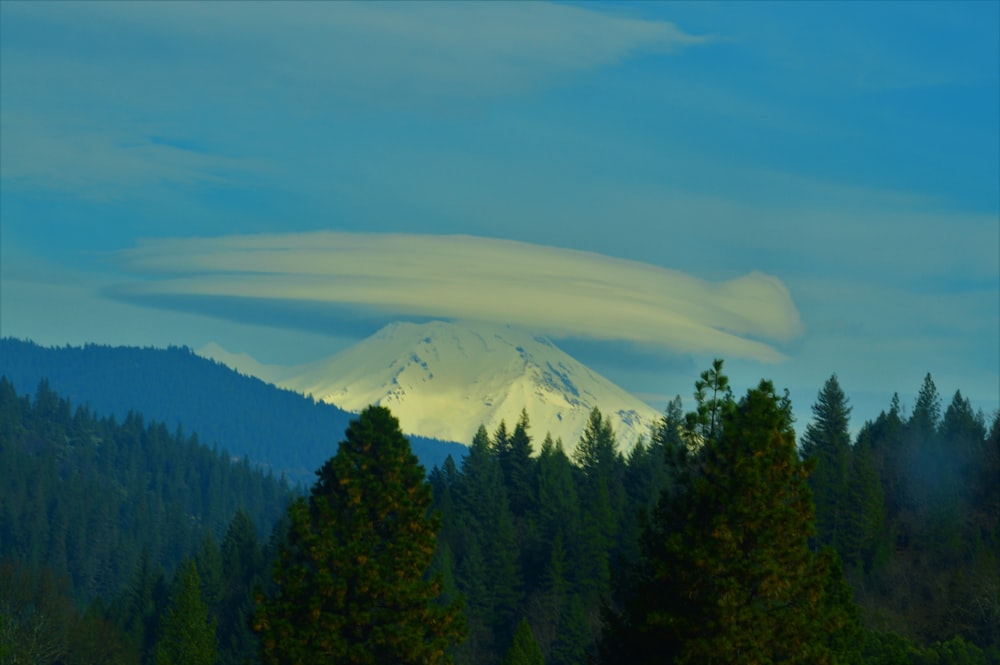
[0,338,466,485]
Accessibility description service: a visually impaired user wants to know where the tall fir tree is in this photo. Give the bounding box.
[218,509,265,665]
[573,408,624,608]
[501,410,536,517]
[456,425,523,654]
[840,425,887,573]
[603,379,858,664]
[800,374,853,551]
[253,406,465,665]
[501,618,544,665]
[154,560,217,665]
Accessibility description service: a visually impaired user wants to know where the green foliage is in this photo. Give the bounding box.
[604,376,858,664]
[840,376,999,653]
[683,358,734,444]
[254,405,465,665]
[573,408,624,606]
[0,376,291,604]
[800,374,853,551]
[0,559,133,665]
[501,618,544,665]
[498,411,537,517]
[840,427,887,571]
[4,352,998,664]
[217,510,266,665]
[154,560,217,665]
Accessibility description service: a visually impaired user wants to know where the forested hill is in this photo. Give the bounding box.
[0,376,291,604]
[0,338,466,484]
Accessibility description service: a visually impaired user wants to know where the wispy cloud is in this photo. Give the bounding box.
[110,232,801,363]
[1,2,708,198]
[8,1,708,100]
[0,112,265,200]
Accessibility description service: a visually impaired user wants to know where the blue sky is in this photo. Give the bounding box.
[2,1,998,431]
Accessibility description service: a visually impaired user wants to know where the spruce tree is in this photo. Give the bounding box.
[603,380,858,664]
[800,374,852,551]
[253,405,465,665]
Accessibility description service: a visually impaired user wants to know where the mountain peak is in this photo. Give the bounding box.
[274,320,661,454]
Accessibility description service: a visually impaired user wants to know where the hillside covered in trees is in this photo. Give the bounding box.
[0,377,290,663]
[0,339,467,485]
[1,362,997,664]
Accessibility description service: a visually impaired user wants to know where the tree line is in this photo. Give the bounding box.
[1,362,997,663]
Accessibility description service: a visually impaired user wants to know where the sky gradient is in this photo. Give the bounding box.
[2,1,998,432]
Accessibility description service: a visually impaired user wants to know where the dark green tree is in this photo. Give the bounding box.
[604,379,858,664]
[218,510,265,665]
[455,425,522,656]
[800,374,852,551]
[501,618,544,665]
[154,560,217,665]
[684,358,735,444]
[573,408,624,607]
[253,405,464,665]
[910,374,942,438]
[840,425,887,572]
[500,410,536,517]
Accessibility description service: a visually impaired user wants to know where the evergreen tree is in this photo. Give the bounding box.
[910,374,942,438]
[501,410,536,517]
[501,618,544,665]
[457,425,522,652]
[604,380,857,664]
[218,510,264,665]
[841,425,887,572]
[800,374,852,551]
[572,408,623,607]
[154,560,217,665]
[684,358,734,444]
[550,593,588,665]
[253,405,464,665]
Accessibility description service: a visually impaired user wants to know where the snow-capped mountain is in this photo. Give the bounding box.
[200,320,662,454]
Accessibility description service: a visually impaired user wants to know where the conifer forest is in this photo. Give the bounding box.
[0,361,997,664]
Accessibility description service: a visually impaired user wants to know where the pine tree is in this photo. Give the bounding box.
[253,406,465,665]
[684,358,735,444]
[800,374,852,551]
[603,380,858,664]
[154,560,217,665]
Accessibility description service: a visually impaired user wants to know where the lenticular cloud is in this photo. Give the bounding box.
[113,231,802,362]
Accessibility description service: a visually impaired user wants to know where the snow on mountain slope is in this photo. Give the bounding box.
[243,320,662,454]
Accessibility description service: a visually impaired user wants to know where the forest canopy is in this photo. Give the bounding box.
[0,360,997,664]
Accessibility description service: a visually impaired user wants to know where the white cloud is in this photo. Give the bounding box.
[112,232,801,363]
